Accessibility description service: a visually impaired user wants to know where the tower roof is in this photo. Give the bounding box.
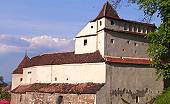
[12,54,31,74]
[95,1,120,20]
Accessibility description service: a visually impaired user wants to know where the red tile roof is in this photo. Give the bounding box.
[105,56,151,65]
[11,83,104,94]
[12,55,31,74]
[12,51,105,74]
[30,51,105,66]
[12,51,152,74]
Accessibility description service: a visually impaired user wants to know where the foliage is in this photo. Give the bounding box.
[0,76,11,100]
[154,88,170,104]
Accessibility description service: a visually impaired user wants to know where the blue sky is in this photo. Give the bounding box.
[0,0,161,82]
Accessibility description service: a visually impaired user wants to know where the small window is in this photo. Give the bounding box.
[138,27,141,32]
[84,39,87,46]
[55,77,57,81]
[122,49,125,51]
[143,28,147,33]
[58,96,63,104]
[100,21,102,26]
[91,26,93,28]
[110,39,115,44]
[20,78,23,82]
[111,20,115,25]
[28,71,31,74]
[66,78,69,80]
[20,95,22,102]
[129,25,133,31]
[134,43,138,46]
[134,26,137,32]
[124,24,128,31]
[134,50,137,54]
[127,41,130,44]
[136,96,139,103]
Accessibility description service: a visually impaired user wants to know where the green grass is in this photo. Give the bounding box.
[154,88,170,104]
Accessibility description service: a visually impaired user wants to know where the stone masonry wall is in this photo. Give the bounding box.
[11,92,96,104]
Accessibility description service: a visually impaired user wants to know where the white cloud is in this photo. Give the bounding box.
[21,35,73,49]
[0,43,20,53]
[0,34,74,54]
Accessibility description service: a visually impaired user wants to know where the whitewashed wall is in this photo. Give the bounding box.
[75,36,97,54]
[22,63,106,84]
[77,22,97,37]
[23,66,52,84]
[12,74,23,90]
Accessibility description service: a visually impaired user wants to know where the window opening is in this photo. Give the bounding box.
[28,71,31,74]
[143,28,147,33]
[91,26,93,28]
[55,77,57,81]
[138,27,141,32]
[124,24,128,31]
[129,25,133,31]
[20,78,23,82]
[100,21,102,26]
[111,20,115,25]
[134,43,138,46]
[20,95,22,102]
[136,96,139,103]
[84,39,87,46]
[134,26,137,32]
[110,39,115,44]
[58,96,63,104]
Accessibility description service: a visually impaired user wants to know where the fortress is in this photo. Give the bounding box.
[11,1,164,104]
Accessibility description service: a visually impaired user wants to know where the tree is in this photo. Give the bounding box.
[0,76,10,100]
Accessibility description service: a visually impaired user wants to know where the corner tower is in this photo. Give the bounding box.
[75,1,119,55]
[75,1,156,58]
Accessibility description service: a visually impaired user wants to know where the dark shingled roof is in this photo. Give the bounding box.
[12,55,31,74]
[95,1,120,20]
[11,83,105,94]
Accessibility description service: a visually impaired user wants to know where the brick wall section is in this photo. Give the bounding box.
[11,92,96,104]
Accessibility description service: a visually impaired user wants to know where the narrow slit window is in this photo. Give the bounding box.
[110,39,115,44]
[84,39,87,46]
[124,24,128,31]
[134,26,137,32]
[136,96,139,103]
[129,25,133,31]
[138,27,141,32]
[55,77,57,81]
[143,28,147,33]
[100,21,102,26]
[20,78,23,82]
